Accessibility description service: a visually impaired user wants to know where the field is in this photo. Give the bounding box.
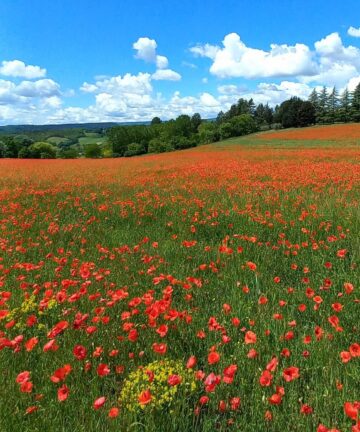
[78,136,108,146]
[0,125,359,432]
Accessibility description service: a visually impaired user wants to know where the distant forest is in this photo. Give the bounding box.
[1,82,360,159]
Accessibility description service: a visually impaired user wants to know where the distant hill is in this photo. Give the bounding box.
[0,121,150,134]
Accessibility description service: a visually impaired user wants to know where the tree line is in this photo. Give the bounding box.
[1,81,360,158]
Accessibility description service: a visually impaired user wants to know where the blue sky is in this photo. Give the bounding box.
[0,0,360,124]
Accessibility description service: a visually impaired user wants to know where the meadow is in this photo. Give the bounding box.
[0,125,359,432]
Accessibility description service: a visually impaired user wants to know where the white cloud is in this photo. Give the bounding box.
[191,33,317,79]
[133,37,157,62]
[0,74,64,124]
[347,76,360,91]
[300,32,360,87]
[190,44,219,60]
[314,32,360,63]
[156,55,168,69]
[133,36,180,80]
[182,61,197,69]
[0,60,46,79]
[348,26,360,37]
[15,79,60,98]
[191,31,360,89]
[81,72,153,95]
[151,69,181,81]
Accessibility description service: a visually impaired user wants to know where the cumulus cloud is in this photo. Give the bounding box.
[81,73,152,97]
[151,69,181,81]
[299,32,360,87]
[133,36,180,79]
[133,37,169,69]
[0,78,63,124]
[156,55,169,69]
[15,79,61,98]
[190,31,360,89]
[0,60,46,79]
[347,75,360,91]
[190,33,317,79]
[133,37,157,62]
[348,26,360,37]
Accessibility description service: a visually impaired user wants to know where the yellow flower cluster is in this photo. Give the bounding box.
[6,294,58,331]
[119,359,197,412]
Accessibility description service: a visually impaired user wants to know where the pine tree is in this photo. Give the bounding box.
[328,87,339,124]
[351,82,360,122]
[339,88,351,123]
[308,89,320,123]
[318,86,329,124]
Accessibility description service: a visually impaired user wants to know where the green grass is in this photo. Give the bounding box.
[78,136,107,146]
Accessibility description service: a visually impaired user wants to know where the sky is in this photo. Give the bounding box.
[0,0,360,125]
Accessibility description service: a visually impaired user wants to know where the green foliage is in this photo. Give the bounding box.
[277,97,315,128]
[198,122,219,144]
[57,147,80,159]
[84,143,102,158]
[151,116,162,125]
[191,113,202,132]
[0,141,5,158]
[351,82,360,122]
[148,137,174,153]
[124,142,146,157]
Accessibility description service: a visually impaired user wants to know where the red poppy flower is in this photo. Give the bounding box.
[208,351,220,365]
[268,393,282,405]
[168,374,182,386]
[156,324,168,337]
[152,342,167,355]
[138,389,152,405]
[51,364,72,383]
[108,407,119,418]
[283,366,300,382]
[300,404,313,415]
[344,402,358,420]
[97,363,110,377]
[230,397,241,411]
[350,343,360,357]
[20,381,33,393]
[57,384,70,402]
[16,371,30,384]
[93,396,106,410]
[245,331,257,344]
[186,355,197,369]
[73,345,87,360]
[259,370,273,387]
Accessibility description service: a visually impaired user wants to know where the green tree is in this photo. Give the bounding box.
[58,147,80,159]
[230,114,258,136]
[198,122,219,144]
[277,97,315,128]
[190,113,202,132]
[84,143,102,158]
[318,86,329,123]
[351,82,360,122]
[298,101,316,127]
[339,88,352,123]
[328,87,339,123]
[0,141,5,158]
[151,116,162,125]
[148,137,174,153]
[219,122,233,140]
[308,89,320,122]
[124,143,146,157]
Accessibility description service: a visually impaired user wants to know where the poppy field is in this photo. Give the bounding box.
[0,131,359,432]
